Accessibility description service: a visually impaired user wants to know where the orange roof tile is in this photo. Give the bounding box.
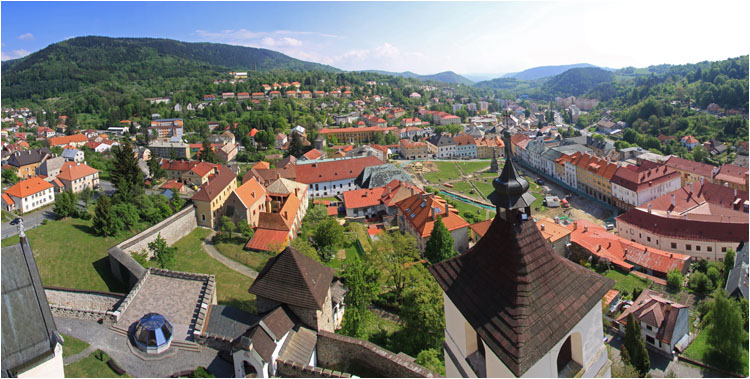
[57,162,98,181]
[343,187,386,209]
[295,156,382,184]
[48,134,87,147]
[190,162,218,177]
[535,218,571,243]
[191,166,236,202]
[234,177,266,208]
[469,219,492,238]
[245,228,289,251]
[5,176,53,198]
[395,193,469,237]
[251,161,270,170]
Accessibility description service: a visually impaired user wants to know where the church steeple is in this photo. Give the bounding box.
[488,131,536,222]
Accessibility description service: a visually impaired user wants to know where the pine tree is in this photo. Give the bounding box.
[424,216,456,264]
[287,132,307,158]
[723,249,736,286]
[623,313,650,376]
[110,139,143,203]
[198,138,217,163]
[93,196,116,236]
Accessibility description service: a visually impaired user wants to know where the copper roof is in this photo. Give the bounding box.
[249,247,335,310]
[428,216,613,376]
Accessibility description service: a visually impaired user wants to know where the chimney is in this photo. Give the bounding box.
[283,211,288,219]
[735,188,738,198]
[648,203,652,213]
[671,194,675,207]
[540,224,545,231]
[573,222,578,231]
[431,207,437,220]
[584,225,588,232]
[690,182,694,194]
[607,242,611,249]
[665,301,672,313]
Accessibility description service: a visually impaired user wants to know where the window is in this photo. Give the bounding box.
[645,335,655,345]
[647,237,651,242]
[722,247,727,253]
[671,242,677,249]
[696,246,701,251]
[686,244,692,251]
[707,246,712,252]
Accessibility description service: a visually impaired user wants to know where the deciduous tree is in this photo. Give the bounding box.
[706,289,744,369]
[148,233,176,269]
[341,256,380,339]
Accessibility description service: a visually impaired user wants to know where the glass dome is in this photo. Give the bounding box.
[132,313,174,354]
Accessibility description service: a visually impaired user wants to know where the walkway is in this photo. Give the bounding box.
[64,345,98,365]
[200,229,258,279]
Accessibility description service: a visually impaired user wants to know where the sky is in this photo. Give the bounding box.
[2,1,748,79]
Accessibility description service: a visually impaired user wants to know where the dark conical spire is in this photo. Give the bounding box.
[488,131,536,217]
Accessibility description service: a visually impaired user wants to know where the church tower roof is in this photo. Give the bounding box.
[428,132,614,376]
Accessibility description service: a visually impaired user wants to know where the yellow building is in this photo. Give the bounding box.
[191,166,238,229]
[399,139,435,159]
[319,126,397,144]
[475,137,505,159]
[572,152,619,205]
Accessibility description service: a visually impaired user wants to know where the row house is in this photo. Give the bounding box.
[395,192,469,254]
[611,165,682,210]
[399,139,436,160]
[295,156,383,198]
[664,156,716,187]
[318,126,396,144]
[426,135,456,159]
[453,135,477,158]
[616,181,748,261]
[714,163,749,192]
[475,137,504,159]
[571,153,619,205]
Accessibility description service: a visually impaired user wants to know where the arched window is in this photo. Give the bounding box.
[557,332,583,377]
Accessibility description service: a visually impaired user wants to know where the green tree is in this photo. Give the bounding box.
[219,216,235,241]
[112,202,140,230]
[2,167,20,185]
[706,290,744,369]
[706,266,722,288]
[110,139,143,203]
[341,256,381,339]
[400,264,446,353]
[53,190,77,219]
[369,232,420,302]
[689,271,712,294]
[723,249,736,285]
[92,196,117,236]
[198,139,217,163]
[291,238,321,263]
[666,270,683,291]
[287,132,306,158]
[622,313,650,376]
[691,145,708,163]
[148,233,177,269]
[415,348,445,376]
[236,222,254,239]
[312,218,344,261]
[424,216,456,264]
[148,157,165,179]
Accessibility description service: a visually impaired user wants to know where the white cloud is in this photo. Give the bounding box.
[18,33,34,41]
[1,49,31,61]
[261,37,302,47]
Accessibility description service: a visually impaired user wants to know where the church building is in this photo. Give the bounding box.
[428,132,615,378]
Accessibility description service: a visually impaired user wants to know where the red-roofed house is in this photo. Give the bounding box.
[224,176,267,227]
[680,135,700,150]
[301,148,325,161]
[295,156,383,198]
[183,162,218,186]
[4,176,55,213]
[343,187,386,218]
[191,166,238,228]
[395,193,469,253]
[664,156,717,187]
[160,179,186,195]
[318,126,396,145]
[57,162,99,193]
[616,290,689,355]
[47,134,88,148]
[245,178,309,252]
[714,164,748,191]
[611,164,681,210]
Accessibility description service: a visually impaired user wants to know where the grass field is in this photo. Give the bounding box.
[683,327,749,376]
[2,210,15,222]
[422,161,461,183]
[168,228,257,313]
[448,181,475,195]
[472,180,495,198]
[0,217,141,293]
[64,350,130,378]
[594,269,650,298]
[445,197,495,221]
[457,160,491,174]
[214,236,272,272]
[62,334,90,358]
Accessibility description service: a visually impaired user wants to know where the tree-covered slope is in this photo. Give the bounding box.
[504,63,609,80]
[361,70,473,85]
[541,67,615,96]
[1,36,340,101]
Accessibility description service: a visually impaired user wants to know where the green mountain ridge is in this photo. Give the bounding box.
[502,63,613,80]
[361,70,474,85]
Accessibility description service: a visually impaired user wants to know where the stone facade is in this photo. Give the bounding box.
[45,287,124,324]
[276,360,351,378]
[316,331,436,378]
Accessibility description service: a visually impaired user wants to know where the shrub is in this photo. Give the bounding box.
[667,270,683,291]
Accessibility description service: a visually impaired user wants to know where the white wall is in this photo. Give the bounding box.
[17,343,64,378]
[616,220,738,261]
[308,178,357,198]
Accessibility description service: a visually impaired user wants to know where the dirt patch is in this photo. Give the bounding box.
[336,249,346,260]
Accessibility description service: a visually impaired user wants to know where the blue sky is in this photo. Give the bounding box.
[2,1,748,77]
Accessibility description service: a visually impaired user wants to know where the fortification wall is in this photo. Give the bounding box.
[315,331,436,378]
[116,205,197,257]
[44,287,125,324]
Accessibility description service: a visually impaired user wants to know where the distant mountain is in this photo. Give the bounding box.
[361,70,474,85]
[462,73,505,82]
[2,36,340,100]
[541,67,615,96]
[503,63,613,81]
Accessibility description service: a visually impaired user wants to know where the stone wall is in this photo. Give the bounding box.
[316,331,436,378]
[276,360,351,378]
[45,287,125,324]
[110,269,152,323]
[116,205,197,258]
[147,267,218,338]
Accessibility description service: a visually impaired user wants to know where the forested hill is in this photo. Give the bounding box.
[1,36,340,101]
[362,70,474,85]
[541,67,615,97]
[503,63,609,81]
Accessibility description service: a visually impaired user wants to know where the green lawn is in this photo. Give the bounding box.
[214,236,271,272]
[1,217,139,293]
[457,160,491,174]
[169,228,257,313]
[2,210,15,222]
[472,180,495,198]
[445,198,495,221]
[448,181,475,196]
[423,161,461,183]
[62,334,90,358]
[683,327,749,376]
[64,350,130,378]
[595,269,650,299]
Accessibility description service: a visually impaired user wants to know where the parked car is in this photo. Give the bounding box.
[605,223,615,231]
[9,217,22,226]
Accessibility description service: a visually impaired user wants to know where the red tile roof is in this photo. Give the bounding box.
[569,152,620,180]
[469,219,492,238]
[245,228,289,252]
[190,162,218,177]
[159,179,183,191]
[295,156,382,184]
[5,176,53,198]
[343,187,385,209]
[234,177,266,208]
[616,208,748,243]
[715,164,748,185]
[57,162,98,181]
[453,135,476,146]
[681,135,699,144]
[611,164,680,192]
[647,181,748,215]
[665,156,716,178]
[318,126,396,134]
[48,134,87,147]
[396,193,469,237]
[326,206,338,216]
[302,149,324,160]
[535,218,572,243]
[616,289,688,344]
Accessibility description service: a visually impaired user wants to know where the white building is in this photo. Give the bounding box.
[61,148,84,163]
[616,290,689,355]
[295,156,382,198]
[610,165,682,210]
[427,135,456,159]
[4,177,55,213]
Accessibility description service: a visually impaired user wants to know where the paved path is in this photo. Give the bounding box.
[64,345,98,365]
[200,229,258,279]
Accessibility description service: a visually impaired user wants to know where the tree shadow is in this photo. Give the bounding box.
[219,298,256,314]
[92,256,128,294]
[72,222,99,237]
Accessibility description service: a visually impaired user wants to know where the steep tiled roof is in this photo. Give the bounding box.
[191,166,236,202]
[571,152,619,180]
[611,164,680,192]
[260,306,295,340]
[468,219,492,238]
[428,216,613,376]
[453,135,476,146]
[302,149,324,160]
[5,177,53,198]
[535,218,572,243]
[251,161,270,170]
[295,156,382,184]
[647,181,748,215]
[233,177,266,208]
[665,156,716,178]
[161,159,199,172]
[245,228,289,252]
[266,178,306,197]
[249,247,335,310]
[190,162,218,177]
[616,289,687,344]
[379,180,422,207]
[715,164,748,185]
[319,126,397,134]
[395,193,469,237]
[57,162,98,181]
[7,148,51,168]
[343,187,385,209]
